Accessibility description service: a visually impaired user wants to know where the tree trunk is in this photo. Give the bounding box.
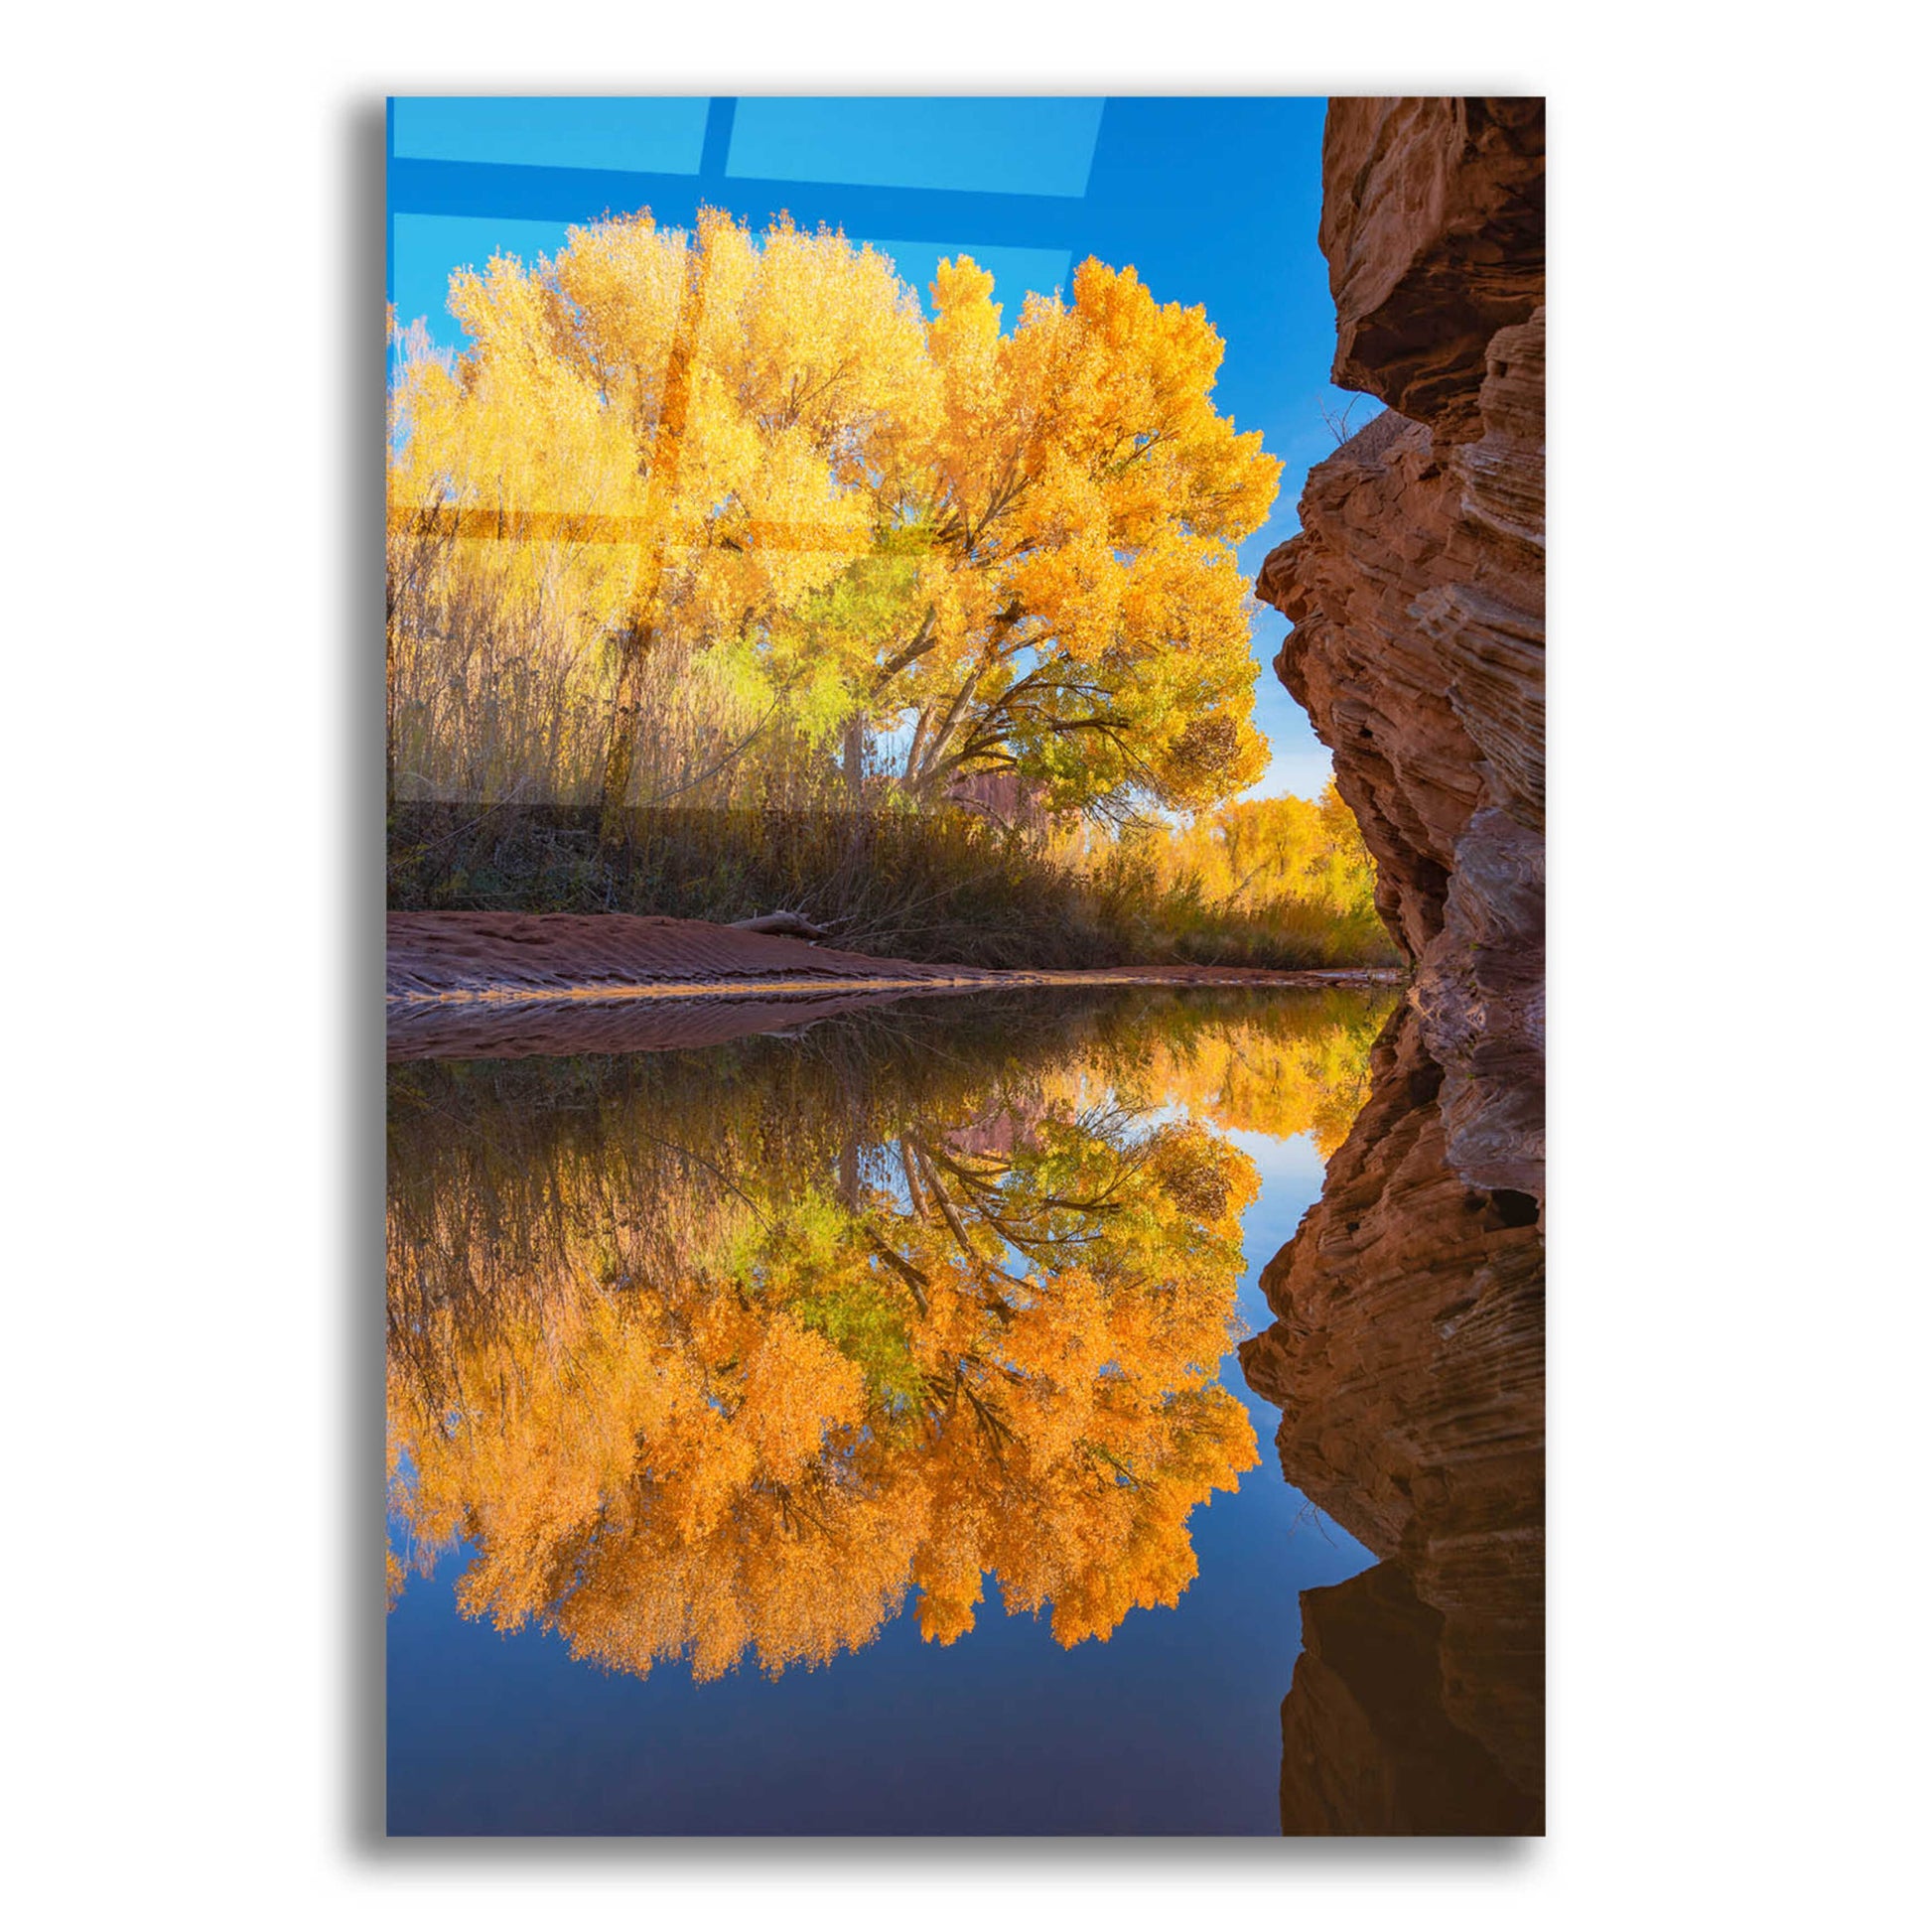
[598,238,707,851]
[598,624,651,851]
[842,711,867,808]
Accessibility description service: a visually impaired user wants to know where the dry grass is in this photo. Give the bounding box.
[386,518,1399,972]
[387,798,1401,972]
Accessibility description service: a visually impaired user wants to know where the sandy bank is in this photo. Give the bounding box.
[385,912,1404,1058]
[388,911,1400,1002]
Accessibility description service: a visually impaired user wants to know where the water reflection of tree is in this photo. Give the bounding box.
[386,989,1392,1681]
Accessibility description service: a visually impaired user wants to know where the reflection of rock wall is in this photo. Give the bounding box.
[1239,1009,1543,1831]
[1278,1559,1540,1836]
[1256,96,1544,1197]
[1240,96,1545,1835]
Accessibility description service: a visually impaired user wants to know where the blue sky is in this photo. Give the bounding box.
[388,96,1375,800]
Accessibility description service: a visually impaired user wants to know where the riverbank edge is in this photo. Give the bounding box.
[386,910,1407,1008]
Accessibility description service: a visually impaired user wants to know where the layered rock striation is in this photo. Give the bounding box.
[1258,95,1545,1197]
[1240,96,1547,1834]
[1316,96,1545,441]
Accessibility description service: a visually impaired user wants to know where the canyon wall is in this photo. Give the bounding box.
[1257,95,1545,1197]
[1240,96,1546,1835]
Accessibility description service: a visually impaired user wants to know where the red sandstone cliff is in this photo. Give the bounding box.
[1240,96,1547,1835]
[1258,96,1545,1199]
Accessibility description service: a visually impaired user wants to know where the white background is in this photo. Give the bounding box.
[4,4,1925,1926]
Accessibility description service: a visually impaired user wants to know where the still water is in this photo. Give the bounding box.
[385,985,1541,1835]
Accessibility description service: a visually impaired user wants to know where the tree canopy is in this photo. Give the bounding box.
[388,208,1282,832]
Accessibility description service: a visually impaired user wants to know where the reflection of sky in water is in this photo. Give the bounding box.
[385,93,1364,801]
[387,1051,1375,1836]
[1222,1123,1329,1343]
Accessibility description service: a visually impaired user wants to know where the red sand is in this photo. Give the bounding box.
[385,911,1404,1058]
[386,911,991,1000]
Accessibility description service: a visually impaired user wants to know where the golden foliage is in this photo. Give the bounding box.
[1116,782,1382,925]
[387,212,1281,823]
[385,994,1392,1681]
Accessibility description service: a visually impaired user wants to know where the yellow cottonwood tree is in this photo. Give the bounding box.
[1122,783,1378,920]
[387,213,1280,830]
[391,210,927,838]
[881,257,1280,815]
